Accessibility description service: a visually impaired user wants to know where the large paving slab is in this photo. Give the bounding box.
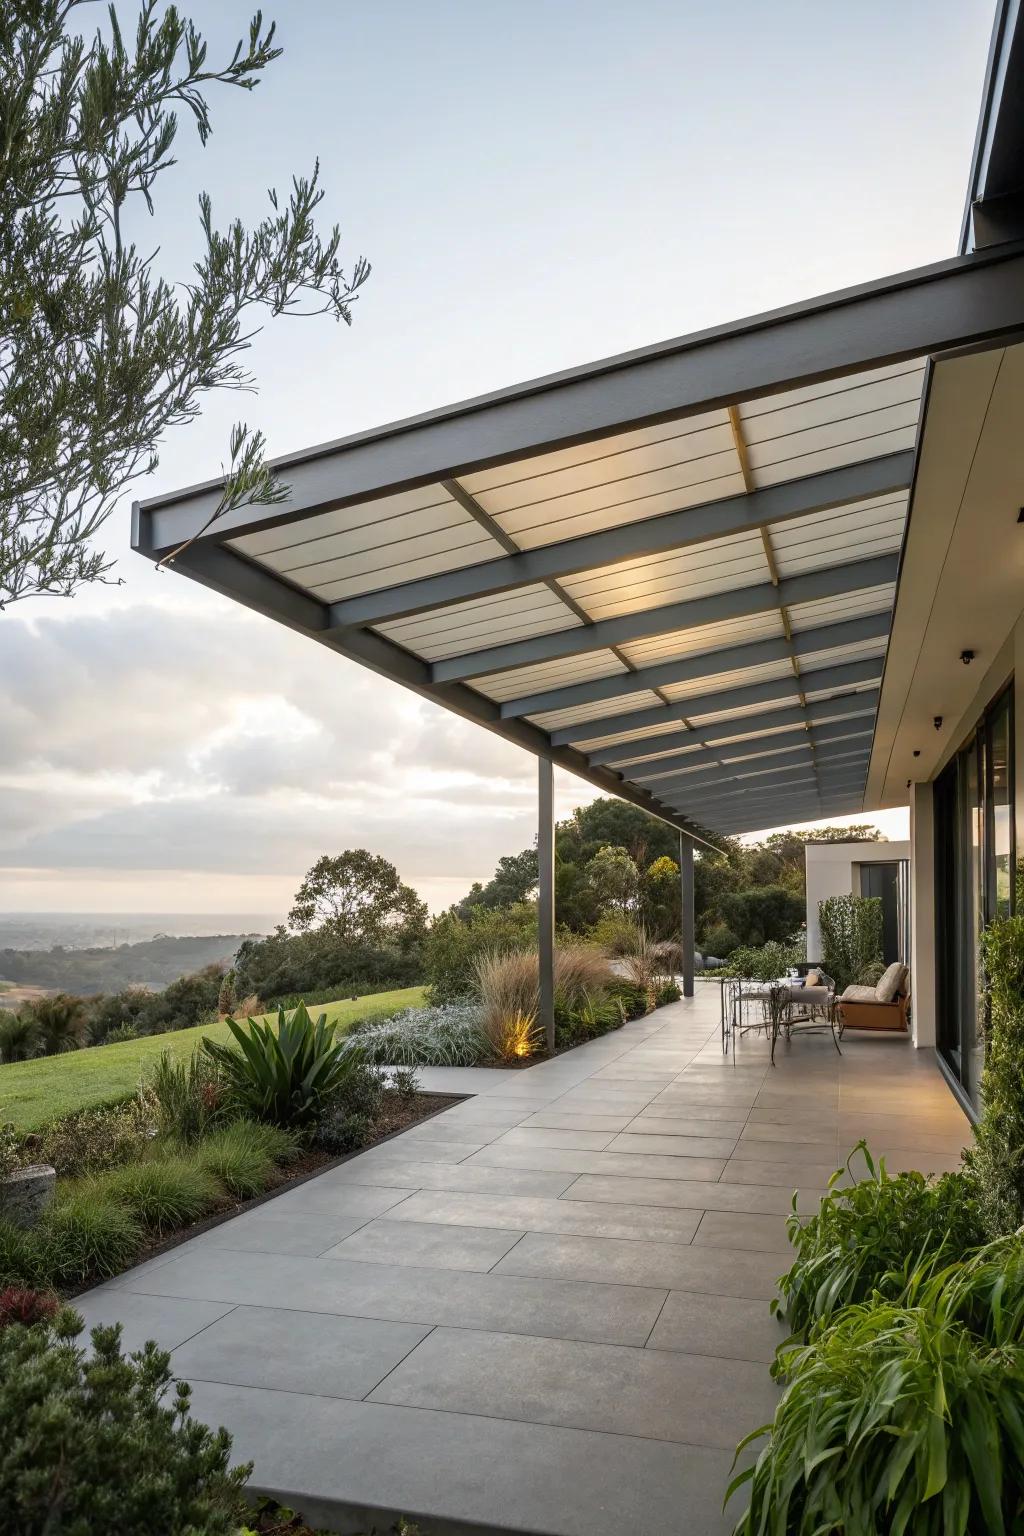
[76,985,972,1535]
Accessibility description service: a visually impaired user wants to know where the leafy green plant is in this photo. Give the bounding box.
[700,922,741,958]
[98,1157,223,1235]
[354,1004,487,1066]
[719,940,804,982]
[102,1022,139,1044]
[193,1120,293,1199]
[775,1142,980,1341]
[28,1097,156,1176]
[818,893,883,992]
[0,1220,40,1289]
[964,906,1024,1236]
[0,1311,249,1534]
[41,1191,144,1287]
[25,994,88,1055]
[731,1236,1024,1536]
[149,1047,227,1142]
[0,1010,40,1062]
[201,1002,361,1125]
[0,1123,20,1182]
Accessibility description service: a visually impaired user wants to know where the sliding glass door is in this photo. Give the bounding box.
[934,684,1014,1111]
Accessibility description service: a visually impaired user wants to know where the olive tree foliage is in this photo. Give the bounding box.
[0,1,370,607]
[289,850,428,948]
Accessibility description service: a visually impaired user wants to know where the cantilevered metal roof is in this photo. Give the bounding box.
[133,240,1024,841]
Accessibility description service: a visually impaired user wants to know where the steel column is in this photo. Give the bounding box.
[680,833,695,999]
[538,757,556,1053]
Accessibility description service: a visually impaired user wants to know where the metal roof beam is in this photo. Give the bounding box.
[641,731,872,792]
[326,455,912,631]
[644,744,870,796]
[560,684,879,759]
[508,611,890,724]
[433,554,898,684]
[164,542,717,848]
[586,659,882,767]
[634,719,874,783]
[136,244,1024,555]
[663,768,866,812]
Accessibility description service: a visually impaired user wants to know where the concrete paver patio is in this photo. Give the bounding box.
[78,988,971,1536]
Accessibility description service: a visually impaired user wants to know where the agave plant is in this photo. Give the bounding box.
[201,1002,362,1126]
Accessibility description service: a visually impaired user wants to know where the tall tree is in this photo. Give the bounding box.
[289,850,427,949]
[0,2,369,607]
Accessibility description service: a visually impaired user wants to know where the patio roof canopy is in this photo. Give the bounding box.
[133,240,1024,844]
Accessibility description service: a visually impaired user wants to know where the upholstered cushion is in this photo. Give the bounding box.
[875,962,908,1004]
[798,985,831,1006]
[842,984,880,1003]
[805,968,822,987]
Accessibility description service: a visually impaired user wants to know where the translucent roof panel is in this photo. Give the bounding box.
[375,584,582,662]
[740,361,926,489]
[659,656,795,702]
[767,493,908,580]
[228,481,510,603]
[460,412,746,549]
[472,650,627,704]
[620,611,785,669]
[528,690,665,732]
[558,529,769,621]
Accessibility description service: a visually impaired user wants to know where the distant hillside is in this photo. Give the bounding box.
[0,934,255,996]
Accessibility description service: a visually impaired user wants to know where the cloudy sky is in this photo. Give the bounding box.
[0,0,995,917]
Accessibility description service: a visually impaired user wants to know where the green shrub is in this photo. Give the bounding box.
[731,1237,1024,1536]
[0,1122,20,1182]
[0,1311,248,1534]
[719,885,804,947]
[424,903,539,1005]
[354,1003,486,1066]
[700,922,741,958]
[605,977,650,1019]
[775,1142,981,1340]
[235,925,421,1004]
[964,907,1024,1237]
[98,1157,222,1234]
[0,1010,40,1061]
[102,1022,138,1044]
[24,993,88,1056]
[85,986,152,1044]
[28,1097,155,1176]
[718,940,803,982]
[201,1002,362,1126]
[149,1047,227,1142]
[193,1120,282,1199]
[818,892,883,991]
[656,979,682,1005]
[0,1220,41,1289]
[42,1191,143,1286]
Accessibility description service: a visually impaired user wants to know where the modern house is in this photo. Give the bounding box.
[803,839,911,968]
[134,0,1024,1118]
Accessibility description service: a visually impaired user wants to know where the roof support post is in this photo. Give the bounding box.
[538,757,556,1055]
[680,833,695,999]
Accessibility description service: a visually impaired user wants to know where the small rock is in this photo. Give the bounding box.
[0,1164,56,1228]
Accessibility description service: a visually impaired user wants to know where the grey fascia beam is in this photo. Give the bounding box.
[607,691,884,774]
[635,718,875,783]
[514,610,890,725]
[433,554,898,684]
[327,454,912,631]
[588,658,883,767]
[136,244,1024,556]
[156,541,717,850]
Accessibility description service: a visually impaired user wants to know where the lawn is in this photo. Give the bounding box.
[0,986,426,1131]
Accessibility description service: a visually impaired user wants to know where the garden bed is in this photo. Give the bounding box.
[61,1090,463,1299]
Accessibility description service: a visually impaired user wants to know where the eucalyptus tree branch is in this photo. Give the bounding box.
[0,2,369,608]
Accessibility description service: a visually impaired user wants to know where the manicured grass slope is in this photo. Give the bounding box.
[0,986,425,1130]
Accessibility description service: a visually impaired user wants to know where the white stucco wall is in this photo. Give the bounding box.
[804,840,911,961]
